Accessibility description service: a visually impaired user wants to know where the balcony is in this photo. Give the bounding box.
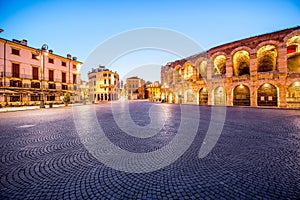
[99,84,115,88]
[2,72,33,79]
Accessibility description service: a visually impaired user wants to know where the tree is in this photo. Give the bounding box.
[63,92,70,106]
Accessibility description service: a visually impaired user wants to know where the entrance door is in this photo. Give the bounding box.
[233,85,250,106]
[199,88,208,105]
[214,86,226,105]
[257,83,277,106]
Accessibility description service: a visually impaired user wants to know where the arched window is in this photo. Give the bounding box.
[213,55,226,75]
[257,45,277,72]
[198,60,207,78]
[286,35,300,72]
[233,50,250,76]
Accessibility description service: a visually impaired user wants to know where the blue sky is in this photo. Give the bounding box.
[1,0,299,81]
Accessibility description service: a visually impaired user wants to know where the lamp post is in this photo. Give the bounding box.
[39,44,48,108]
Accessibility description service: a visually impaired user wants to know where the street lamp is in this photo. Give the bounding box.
[38,44,48,108]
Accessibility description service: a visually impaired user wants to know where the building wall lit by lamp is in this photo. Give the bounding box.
[39,44,48,108]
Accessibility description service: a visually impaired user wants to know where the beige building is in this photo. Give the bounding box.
[0,38,82,107]
[126,76,145,100]
[161,26,300,108]
[88,66,119,102]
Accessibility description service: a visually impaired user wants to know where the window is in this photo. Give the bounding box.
[48,83,56,89]
[73,74,77,84]
[30,95,40,101]
[10,96,20,102]
[62,84,68,90]
[62,61,66,67]
[47,96,55,101]
[12,63,20,78]
[287,45,297,54]
[62,72,66,83]
[32,67,39,80]
[104,79,107,84]
[12,48,20,55]
[109,80,111,85]
[48,58,54,64]
[10,80,22,87]
[49,70,54,81]
[73,64,76,69]
[32,54,38,59]
[31,82,40,88]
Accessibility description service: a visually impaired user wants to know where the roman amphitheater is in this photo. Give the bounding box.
[161,26,300,108]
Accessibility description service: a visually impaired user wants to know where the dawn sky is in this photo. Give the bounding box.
[1,0,299,81]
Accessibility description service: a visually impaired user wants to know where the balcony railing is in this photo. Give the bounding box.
[99,84,115,88]
[1,72,78,84]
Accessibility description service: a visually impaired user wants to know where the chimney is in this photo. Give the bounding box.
[72,57,77,61]
[67,54,72,59]
[49,49,53,54]
[21,39,27,46]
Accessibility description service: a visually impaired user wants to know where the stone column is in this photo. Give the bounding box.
[250,85,257,107]
[249,52,257,75]
[206,61,213,80]
[208,85,213,105]
[277,42,287,73]
[278,85,287,108]
[226,57,233,78]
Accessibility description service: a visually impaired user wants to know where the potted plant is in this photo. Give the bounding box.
[63,92,70,106]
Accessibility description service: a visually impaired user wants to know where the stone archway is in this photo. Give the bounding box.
[185,89,194,103]
[286,35,300,72]
[286,81,300,108]
[213,55,226,75]
[233,50,250,76]
[257,83,278,106]
[257,45,278,72]
[197,60,207,78]
[199,88,208,105]
[214,86,226,105]
[233,85,250,106]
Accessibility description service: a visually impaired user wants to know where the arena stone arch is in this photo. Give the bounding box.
[286,35,300,72]
[213,55,226,75]
[213,86,226,105]
[233,84,250,106]
[199,87,208,105]
[257,83,278,107]
[286,81,300,108]
[257,45,278,72]
[233,50,250,76]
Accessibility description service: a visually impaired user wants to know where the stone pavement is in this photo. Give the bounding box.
[0,102,299,199]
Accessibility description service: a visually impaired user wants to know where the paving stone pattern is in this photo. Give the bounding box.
[0,102,299,199]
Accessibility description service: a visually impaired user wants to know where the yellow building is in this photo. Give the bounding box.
[0,38,82,107]
[88,66,119,102]
[146,81,161,102]
[161,26,300,108]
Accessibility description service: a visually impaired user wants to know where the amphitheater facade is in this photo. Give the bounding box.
[161,26,300,108]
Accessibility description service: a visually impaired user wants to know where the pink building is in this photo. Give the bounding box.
[0,38,82,107]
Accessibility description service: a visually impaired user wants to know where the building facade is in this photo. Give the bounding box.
[88,66,119,102]
[126,76,145,100]
[146,81,161,102]
[0,38,82,107]
[161,27,300,108]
